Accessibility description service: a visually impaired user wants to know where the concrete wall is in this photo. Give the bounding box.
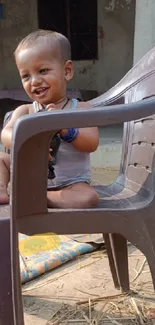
[0,0,38,89]
[134,0,155,64]
[0,0,135,95]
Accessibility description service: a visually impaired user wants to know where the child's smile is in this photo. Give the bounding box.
[32,86,50,99]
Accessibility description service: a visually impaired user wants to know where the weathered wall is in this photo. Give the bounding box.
[0,0,135,95]
[134,0,155,64]
[0,0,38,89]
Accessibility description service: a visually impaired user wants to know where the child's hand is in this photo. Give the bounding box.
[46,104,57,111]
[59,129,68,136]
[48,148,53,161]
[46,105,67,135]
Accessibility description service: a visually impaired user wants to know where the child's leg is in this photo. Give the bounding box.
[47,182,99,208]
[0,152,10,204]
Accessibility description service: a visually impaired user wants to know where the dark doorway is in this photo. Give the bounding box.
[38,0,98,60]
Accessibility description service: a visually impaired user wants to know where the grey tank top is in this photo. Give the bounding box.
[33,99,91,189]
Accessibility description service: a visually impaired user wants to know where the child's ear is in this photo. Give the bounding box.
[64,60,74,81]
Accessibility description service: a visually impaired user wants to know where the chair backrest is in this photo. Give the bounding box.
[90,46,155,199]
[90,46,155,106]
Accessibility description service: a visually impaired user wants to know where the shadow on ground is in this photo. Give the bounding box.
[23,292,155,324]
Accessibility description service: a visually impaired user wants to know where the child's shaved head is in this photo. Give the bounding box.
[14,29,71,62]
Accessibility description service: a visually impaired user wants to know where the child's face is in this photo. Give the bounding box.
[15,42,73,105]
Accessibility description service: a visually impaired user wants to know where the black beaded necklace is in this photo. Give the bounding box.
[60,97,70,110]
[41,97,69,111]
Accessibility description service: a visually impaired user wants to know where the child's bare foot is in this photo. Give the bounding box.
[0,185,9,204]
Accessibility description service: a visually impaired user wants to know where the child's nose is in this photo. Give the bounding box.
[31,75,42,85]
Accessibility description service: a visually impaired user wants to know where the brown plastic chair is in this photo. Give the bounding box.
[1,46,155,324]
[10,96,155,325]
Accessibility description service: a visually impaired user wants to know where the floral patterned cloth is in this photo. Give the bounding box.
[19,233,98,284]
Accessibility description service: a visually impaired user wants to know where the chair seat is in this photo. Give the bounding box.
[0,183,147,218]
[94,184,148,209]
[0,205,10,219]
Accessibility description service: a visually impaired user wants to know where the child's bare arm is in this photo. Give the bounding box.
[1,105,31,149]
[60,126,99,152]
[47,101,99,153]
[60,101,99,153]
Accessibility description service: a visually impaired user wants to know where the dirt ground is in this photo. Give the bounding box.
[22,245,155,325]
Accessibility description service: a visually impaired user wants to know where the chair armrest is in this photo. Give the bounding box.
[12,97,155,151]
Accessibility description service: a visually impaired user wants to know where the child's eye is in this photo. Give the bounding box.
[21,74,30,80]
[40,68,49,74]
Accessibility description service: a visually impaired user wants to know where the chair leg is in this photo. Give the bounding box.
[110,233,130,293]
[146,258,155,291]
[128,224,155,292]
[103,233,120,289]
[0,220,15,325]
[11,230,24,325]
